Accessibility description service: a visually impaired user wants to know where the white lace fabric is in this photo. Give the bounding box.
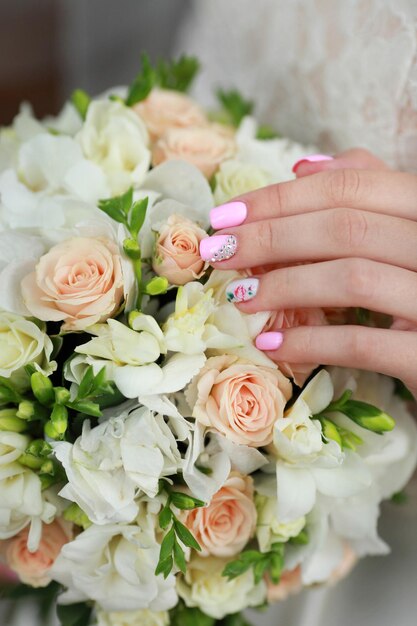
[178,0,417,172]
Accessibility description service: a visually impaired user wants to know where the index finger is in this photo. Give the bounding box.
[210,169,417,228]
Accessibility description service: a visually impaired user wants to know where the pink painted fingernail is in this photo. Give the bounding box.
[200,234,237,262]
[292,154,333,173]
[210,201,247,229]
[255,331,284,351]
[226,278,259,303]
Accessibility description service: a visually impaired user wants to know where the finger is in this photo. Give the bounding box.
[293,148,389,178]
[202,208,417,272]
[230,258,417,324]
[255,325,417,386]
[211,168,417,226]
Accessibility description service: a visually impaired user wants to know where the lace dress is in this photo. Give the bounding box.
[179,0,417,172]
[177,2,417,624]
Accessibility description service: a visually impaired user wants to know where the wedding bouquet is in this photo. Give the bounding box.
[0,56,416,626]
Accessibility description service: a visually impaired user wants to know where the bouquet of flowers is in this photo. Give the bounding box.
[0,56,416,626]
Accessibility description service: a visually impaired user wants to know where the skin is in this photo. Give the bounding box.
[208,148,417,399]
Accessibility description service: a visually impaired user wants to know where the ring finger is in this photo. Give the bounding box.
[227,258,417,324]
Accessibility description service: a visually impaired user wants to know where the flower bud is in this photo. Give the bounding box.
[50,404,68,435]
[54,387,71,405]
[31,372,55,406]
[44,420,61,440]
[18,453,44,470]
[144,276,169,296]
[16,400,36,421]
[63,503,92,530]
[0,409,26,432]
[320,418,342,447]
[354,411,395,433]
[123,237,142,260]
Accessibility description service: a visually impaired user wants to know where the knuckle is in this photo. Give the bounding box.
[257,219,277,253]
[325,168,362,206]
[266,182,285,218]
[344,258,377,302]
[328,207,369,249]
[347,328,371,363]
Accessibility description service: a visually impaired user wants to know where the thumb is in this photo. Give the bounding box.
[292,148,390,178]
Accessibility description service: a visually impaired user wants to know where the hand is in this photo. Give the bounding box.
[201,149,417,398]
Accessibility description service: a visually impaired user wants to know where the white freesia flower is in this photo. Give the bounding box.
[184,422,267,502]
[177,555,266,619]
[0,310,56,385]
[71,315,204,399]
[163,282,241,355]
[17,132,109,202]
[0,432,56,550]
[96,609,169,626]
[77,100,150,195]
[49,522,177,612]
[53,406,185,524]
[255,492,306,553]
[271,370,371,523]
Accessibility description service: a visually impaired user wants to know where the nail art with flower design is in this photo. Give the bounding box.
[226,278,259,303]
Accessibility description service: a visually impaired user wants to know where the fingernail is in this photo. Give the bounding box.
[210,201,247,229]
[255,331,284,351]
[200,234,237,262]
[226,278,259,303]
[292,154,333,173]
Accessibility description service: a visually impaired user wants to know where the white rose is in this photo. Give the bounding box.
[0,431,56,549]
[96,609,169,626]
[177,555,266,619]
[49,523,177,612]
[0,310,55,387]
[255,493,305,553]
[53,406,184,524]
[77,100,151,195]
[214,159,271,205]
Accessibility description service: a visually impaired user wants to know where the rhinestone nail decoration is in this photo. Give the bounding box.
[209,235,237,262]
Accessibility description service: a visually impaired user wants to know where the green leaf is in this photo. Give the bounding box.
[220,614,254,626]
[173,519,201,551]
[253,557,270,584]
[391,490,408,505]
[31,372,55,406]
[170,603,216,626]
[173,536,187,574]
[159,504,173,530]
[155,554,173,578]
[159,527,175,563]
[126,52,156,106]
[256,124,280,140]
[269,550,285,584]
[98,197,128,226]
[70,89,90,121]
[76,366,95,400]
[217,89,254,127]
[157,56,200,92]
[67,400,102,418]
[57,602,92,626]
[222,552,261,580]
[129,197,148,238]
[289,529,309,545]
[170,491,205,510]
[0,377,23,404]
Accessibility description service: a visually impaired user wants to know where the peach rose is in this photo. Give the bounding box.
[264,308,329,387]
[152,125,236,178]
[134,89,207,141]
[266,567,302,603]
[152,214,208,285]
[187,355,292,447]
[1,520,71,587]
[182,473,256,557]
[21,237,124,332]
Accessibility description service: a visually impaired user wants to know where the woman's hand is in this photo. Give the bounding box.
[200,149,417,398]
